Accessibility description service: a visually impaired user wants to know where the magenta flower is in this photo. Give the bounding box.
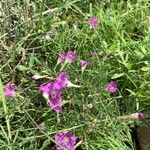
[105,81,117,93]
[39,81,61,99]
[65,51,77,63]
[88,17,99,27]
[54,131,77,150]
[39,72,81,112]
[129,112,144,119]
[53,72,81,90]
[39,72,80,100]
[80,60,90,73]
[49,94,63,113]
[56,52,66,66]
[3,83,15,97]
[39,82,52,99]
[53,72,68,90]
[90,51,97,58]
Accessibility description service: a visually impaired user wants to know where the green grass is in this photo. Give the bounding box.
[1,0,150,149]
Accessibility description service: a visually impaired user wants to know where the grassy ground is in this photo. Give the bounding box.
[0,0,150,149]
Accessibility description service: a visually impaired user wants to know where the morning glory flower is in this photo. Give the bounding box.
[54,131,77,150]
[88,17,99,27]
[105,81,117,93]
[53,72,81,89]
[65,51,77,64]
[39,82,52,99]
[129,112,144,119]
[3,83,15,97]
[80,60,90,73]
[49,94,63,113]
[119,112,145,120]
[90,51,97,58]
[56,52,66,66]
[39,72,81,113]
[39,72,80,99]
[53,72,68,90]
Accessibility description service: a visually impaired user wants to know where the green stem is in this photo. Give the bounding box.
[136,98,139,110]
[0,79,11,141]
[57,112,60,123]
[60,62,67,71]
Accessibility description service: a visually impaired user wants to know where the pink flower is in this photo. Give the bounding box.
[90,51,97,58]
[53,72,68,90]
[65,51,77,63]
[49,94,63,113]
[39,72,81,112]
[54,72,81,89]
[129,112,144,119]
[88,17,99,27]
[39,72,80,99]
[105,81,117,93]
[39,82,52,99]
[80,60,90,73]
[3,83,15,97]
[56,52,66,66]
[54,131,77,150]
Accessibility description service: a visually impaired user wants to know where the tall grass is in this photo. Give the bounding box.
[0,0,150,149]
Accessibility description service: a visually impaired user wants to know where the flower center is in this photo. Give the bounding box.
[63,137,69,143]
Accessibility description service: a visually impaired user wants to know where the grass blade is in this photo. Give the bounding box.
[0,79,11,141]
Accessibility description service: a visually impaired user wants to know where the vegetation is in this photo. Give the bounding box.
[0,0,150,149]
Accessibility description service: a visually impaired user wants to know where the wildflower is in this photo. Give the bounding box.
[4,83,15,97]
[129,112,144,119]
[39,82,52,99]
[65,51,77,64]
[53,72,68,90]
[90,51,97,58]
[54,131,77,150]
[39,72,80,100]
[56,52,66,66]
[49,94,63,113]
[88,17,99,27]
[53,72,81,89]
[80,60,90,73]
[105,81,117,93]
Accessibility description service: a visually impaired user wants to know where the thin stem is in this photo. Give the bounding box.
[136,98,139,110]
[60,62,67,71]
[57,112,60,123]
[0,79,11,141]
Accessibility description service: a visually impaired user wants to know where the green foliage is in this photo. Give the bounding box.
[1,0,150,149]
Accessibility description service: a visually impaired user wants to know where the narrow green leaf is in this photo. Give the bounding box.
[141,67,150,72]
[0,78,5,103]
[126,89,136,96]
[111,73,124,79]
[28,53,35,68]
[17,65,29,71]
